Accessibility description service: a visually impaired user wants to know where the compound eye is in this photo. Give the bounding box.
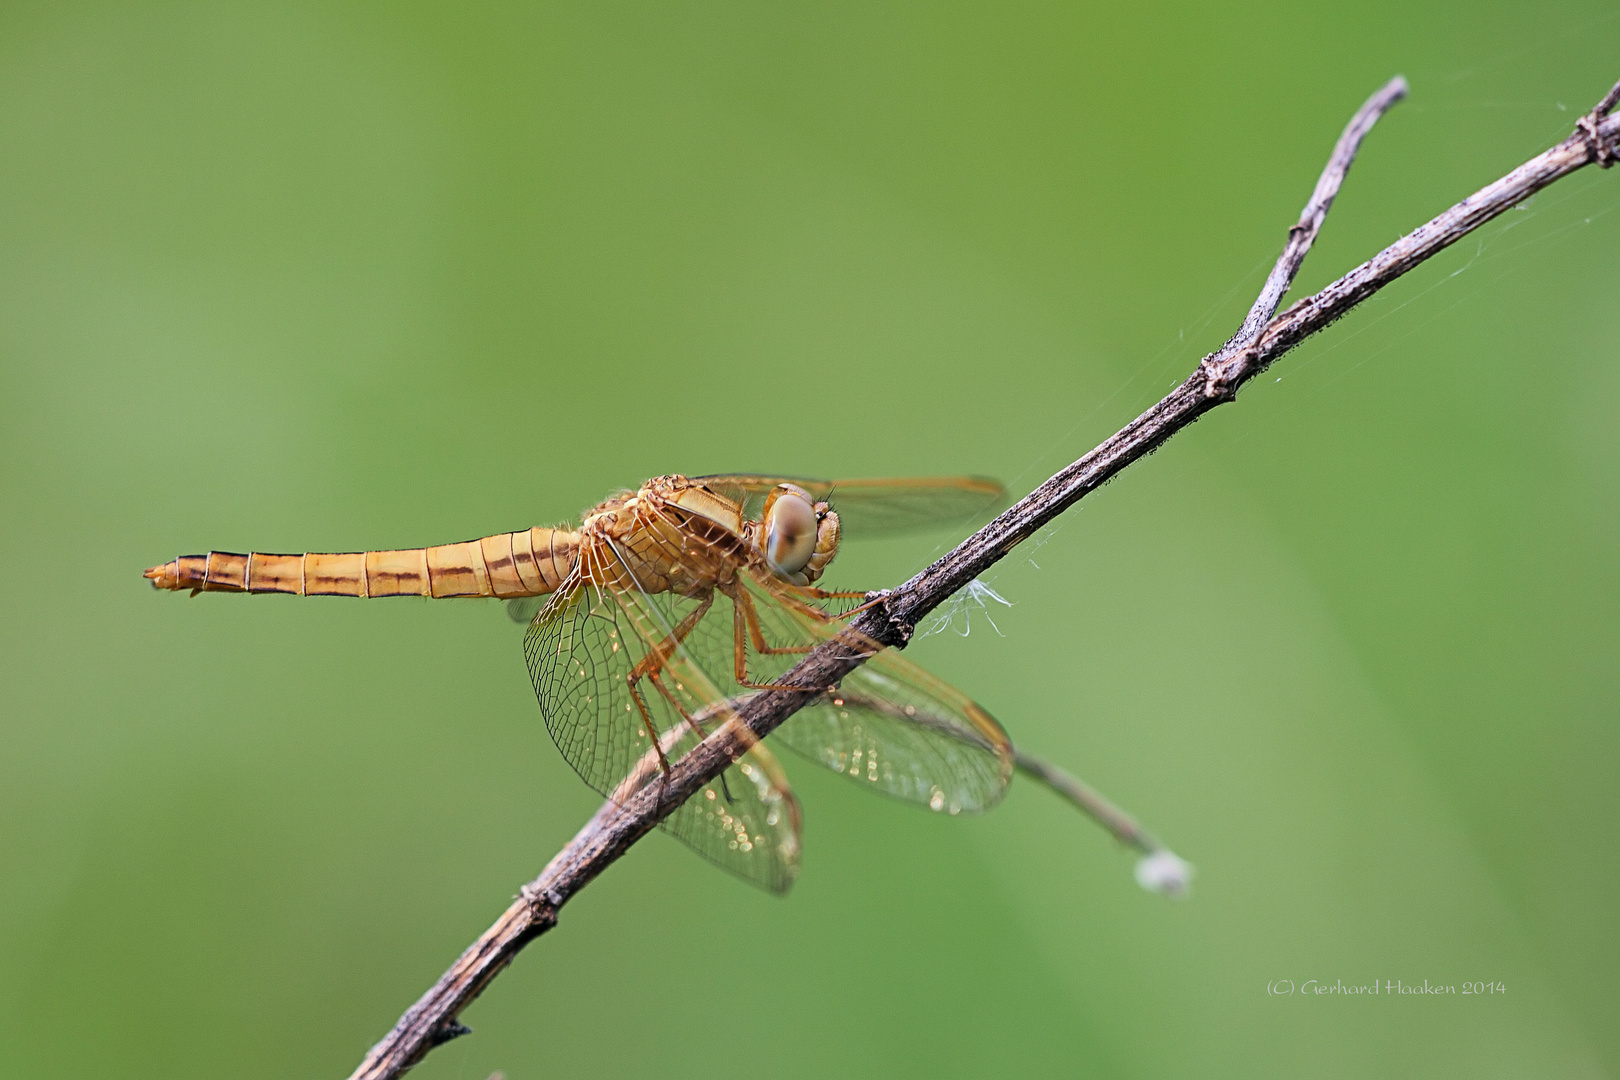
[764,488,818,577]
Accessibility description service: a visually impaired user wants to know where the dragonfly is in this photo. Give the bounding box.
[144,474,1015,893]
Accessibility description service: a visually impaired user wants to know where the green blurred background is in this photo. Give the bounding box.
[2,2,1617,1077]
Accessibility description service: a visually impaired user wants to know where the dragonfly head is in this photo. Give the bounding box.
[761,483,840,586]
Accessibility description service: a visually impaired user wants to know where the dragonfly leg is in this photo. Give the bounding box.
[799,586,870,600]
[779,581,882,620]
[625,592,715,780]
[825,593,887,620]
[625,685,672,779]
[657,686,737,806]
[730,580,749,685]
[732,584,811,658]
[724,583,820,692]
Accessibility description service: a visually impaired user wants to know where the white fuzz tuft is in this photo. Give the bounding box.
[1134,850,1195,899]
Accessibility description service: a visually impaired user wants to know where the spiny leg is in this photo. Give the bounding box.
[733,583,812,658]
[724,582,820,692]
[609,531,746,803]
[645,662,739,804]
[635,597,743,802]
[625,592,714,781]
[799,585,870,600]
[778,577,883,619]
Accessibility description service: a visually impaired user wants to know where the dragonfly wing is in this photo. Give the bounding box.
[725,570,1014,814]
[694,475,1008,537]
[779,656,1012,815]
[661,735,801,896]
[523,574,801,893]
[505,596,545,624]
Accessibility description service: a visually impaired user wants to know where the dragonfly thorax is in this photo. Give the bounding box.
[577,475,840,592]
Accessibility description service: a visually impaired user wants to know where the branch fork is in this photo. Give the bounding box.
[346,74,1620,1080]
[1577,80,1620,168]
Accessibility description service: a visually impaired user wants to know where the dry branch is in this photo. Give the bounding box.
[347,75,1620,1080]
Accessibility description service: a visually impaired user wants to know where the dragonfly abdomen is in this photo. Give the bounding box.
[143,527,581,599]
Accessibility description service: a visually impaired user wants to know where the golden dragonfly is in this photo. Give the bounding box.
[145,474,1020,894]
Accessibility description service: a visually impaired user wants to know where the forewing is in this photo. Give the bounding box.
[725,571,1014,815]
[523,575,800,893]
[694,475,1008,537]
